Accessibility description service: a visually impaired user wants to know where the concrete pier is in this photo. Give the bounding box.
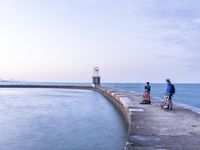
[97,87,200,150]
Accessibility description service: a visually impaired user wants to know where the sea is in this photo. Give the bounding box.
[0,82,127,150]
[0,81,200,150]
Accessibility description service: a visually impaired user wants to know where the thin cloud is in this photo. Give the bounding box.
[133,0,200,59]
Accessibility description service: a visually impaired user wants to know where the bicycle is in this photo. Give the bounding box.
[160,95,173,110]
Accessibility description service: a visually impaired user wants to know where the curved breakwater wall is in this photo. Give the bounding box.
[96,87,134,150]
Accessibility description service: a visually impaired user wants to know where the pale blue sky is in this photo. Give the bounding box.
[0,0,200,83]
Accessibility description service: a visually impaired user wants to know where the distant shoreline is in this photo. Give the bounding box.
[0,84,93,90]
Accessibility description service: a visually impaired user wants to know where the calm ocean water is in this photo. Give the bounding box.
[0,88,127,150]
[103,83,200,109]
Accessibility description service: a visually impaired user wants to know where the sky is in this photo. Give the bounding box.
[0,0,200,83]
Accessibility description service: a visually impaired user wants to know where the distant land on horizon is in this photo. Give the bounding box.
[0,79,200,84]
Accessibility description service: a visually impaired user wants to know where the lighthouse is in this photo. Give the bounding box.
[92,67,101,87]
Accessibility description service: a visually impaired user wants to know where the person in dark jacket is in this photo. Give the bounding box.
[165,79,175,110]
[140,82,151,104]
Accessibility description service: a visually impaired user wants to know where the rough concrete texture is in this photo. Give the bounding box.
[97,87,200,150]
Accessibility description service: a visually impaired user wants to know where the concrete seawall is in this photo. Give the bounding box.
[96,87,136,150]
[96,87,131,124]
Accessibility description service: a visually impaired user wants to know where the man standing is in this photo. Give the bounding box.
[165,79,175,110]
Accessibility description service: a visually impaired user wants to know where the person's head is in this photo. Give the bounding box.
[146,82,150,85]
[166,79,171,84]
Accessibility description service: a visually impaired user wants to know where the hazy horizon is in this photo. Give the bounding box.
[1,0,200,83]
[1,79,200,84]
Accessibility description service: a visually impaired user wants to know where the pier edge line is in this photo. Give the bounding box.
[95,87,133,150]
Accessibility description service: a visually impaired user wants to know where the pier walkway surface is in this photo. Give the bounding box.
[97,87,200,150]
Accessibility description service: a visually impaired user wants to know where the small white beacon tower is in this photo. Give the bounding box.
[92,67,101,87]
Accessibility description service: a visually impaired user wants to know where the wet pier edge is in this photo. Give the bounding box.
[1,85,200,150]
